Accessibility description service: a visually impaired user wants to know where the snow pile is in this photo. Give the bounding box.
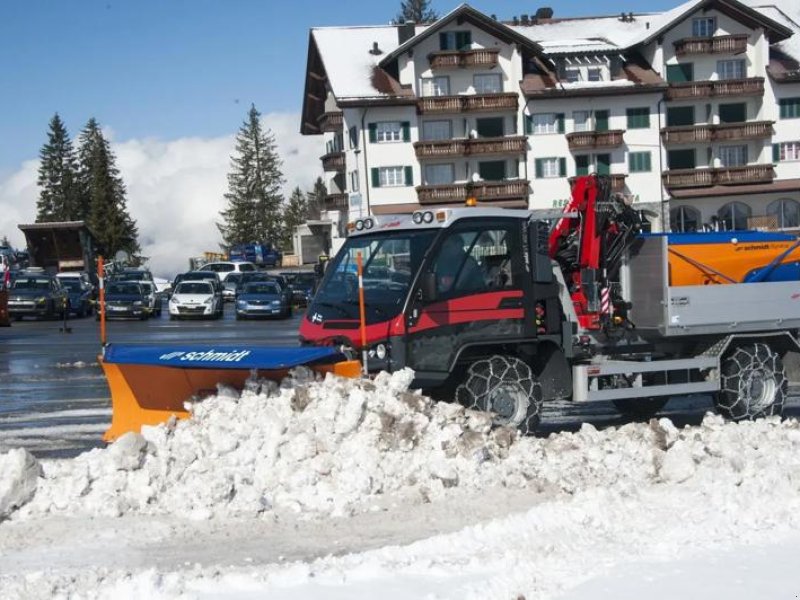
[0,449,42,519]
[11,369,800,523]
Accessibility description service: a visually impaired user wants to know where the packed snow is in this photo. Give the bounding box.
[3,369,800,598]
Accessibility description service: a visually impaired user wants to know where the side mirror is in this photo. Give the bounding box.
[420,271,437,302]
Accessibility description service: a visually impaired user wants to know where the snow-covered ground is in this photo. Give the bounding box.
[2,369,800,599]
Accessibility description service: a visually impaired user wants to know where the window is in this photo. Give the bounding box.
[668,149,696,170]
[565,67,581,83]
[768,198,800,228]
[587,67,603,82]
[478,160,506,181]
[424,164,455,186]
[628,151,652,173]
[595,153,611,176]
[692,17,716,37]
[474,73,502,94]
[573,111,592,132]
[348,126,359,149]
[718,145,748,167]
[421,76,450,97]
[670,205,701,233]
[326,133,344,153]
[717,59,745,80]
[535,157,566,178]
[595,110,609,132]
[666,63,694,83]
[719,103,746,123]
[476,117,504,138]
[780,98,800,119]
[371,166,412,187]
[528,113,564,134]
[775,141,800,161]
[626,107,650,129]
[718,202,752,230]
[350,170,360,192]
[369,121,410,143]
[440,30,471,51]
[666,106,695,127]
[575,155,590,176]
[422,120,452,141]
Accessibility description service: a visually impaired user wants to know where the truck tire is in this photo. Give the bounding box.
[613,398,668,420]
[455,355,542,435]
[716,343,786,421]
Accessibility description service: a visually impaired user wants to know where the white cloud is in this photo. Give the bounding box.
[0,112,323,278]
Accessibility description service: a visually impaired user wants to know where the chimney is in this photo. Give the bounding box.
[369,41,383,55]
[398,20,416,45]
[534,7,554,23]
[521,14,530,25]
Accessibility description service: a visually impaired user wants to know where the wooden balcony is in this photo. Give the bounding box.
[418,93,518,114]
[317,111,343,133]
[666,77,764,100]
[569,174,627,193]
[323,193,348,210]
[428,48,500,69]
[661,121,773,145]
[416,180,529,205]
[674,34,749,56]
[413,136,527,159]
[566,130,625,150]
[662,164,775,189]
[661,125,712,144]
[320,151,345,172]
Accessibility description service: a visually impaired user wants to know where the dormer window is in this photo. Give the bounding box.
[440,31,472,51]
[587,67,603,82]
[565,67,581,83]
[692,17,716,37]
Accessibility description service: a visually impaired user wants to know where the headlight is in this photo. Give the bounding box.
[422,211,434,224]
[374,343,387,360]
[35,297,47,304]
[170,296,178,304]
[204,297,213,304]
[133,300,143,306]
[271,300,281,307]
[412,211,424,224]
[237,300,247,307]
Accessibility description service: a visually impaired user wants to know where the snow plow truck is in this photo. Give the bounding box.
[101,175,800,439]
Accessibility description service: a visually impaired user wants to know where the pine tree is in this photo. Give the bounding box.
[218,104,286,249]
[77,118,140,258]
[281,187,309,248]
[306,177,326,221]
[36,113,80,222]
[396,0,437,23]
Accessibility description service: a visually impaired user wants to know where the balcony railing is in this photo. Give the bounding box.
[416,180,529,205]
[323,193,348,210]
[428,48,500,69]
[317,111,343,133]
[418,93,518,114]
[566,130,625,150]
[414,136,527,159]
[666,77,765,100]
[662,164,775,188]
[569,174,627,193]
[674,34,749,56]
[660,121,773,145]
[320,151,345,172]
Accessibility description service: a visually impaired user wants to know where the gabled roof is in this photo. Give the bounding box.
[378,3,548,68]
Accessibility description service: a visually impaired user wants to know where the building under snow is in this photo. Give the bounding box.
[300,0,800,246]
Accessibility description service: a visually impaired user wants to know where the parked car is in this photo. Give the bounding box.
[229,243,282,267]
[201,261,257,282]
[7,272,68,320]
[113,269,154,283]
[169,281,223,320]
[173,271,224,316]
[223,273,242,302]
[100,281,148,320]
[235,281,291,319]
[236,272,291,305]
[57,271,96,301]
[282,271,318,306]
[139,281,163,317]
[59,277,94,317]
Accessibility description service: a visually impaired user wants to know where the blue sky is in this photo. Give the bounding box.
[0,0,676,175]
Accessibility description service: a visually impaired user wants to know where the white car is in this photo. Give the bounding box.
[168,281,222,320]
[201,261,257,282]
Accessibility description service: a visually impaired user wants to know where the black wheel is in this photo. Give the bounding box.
[455,355,542,435]
[613,397,669,420]
[716,343,786,421]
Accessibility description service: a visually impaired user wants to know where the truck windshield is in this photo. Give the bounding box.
[313,229,436,323]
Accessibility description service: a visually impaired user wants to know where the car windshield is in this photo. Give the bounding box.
[13,278,51,290]
[244,282,280,294]
[294,274,316,287]
[116,272,148,281]
[60,280,82,291]
[177,282,212,294]
[140,283,154,294]
[313,229,436,323]
[108,283,141,295]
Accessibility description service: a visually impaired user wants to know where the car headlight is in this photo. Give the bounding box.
[133,300,143,306]
[271,300,281,307]
[35,297,47,304]
[204,297,213,304]
[374,343,387,360]
[237,300,247,307]
[170,296,178,304]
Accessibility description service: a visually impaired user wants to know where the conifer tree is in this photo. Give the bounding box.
[36,113,80,222]
[282,187,309,248]
[306,177,327,221]
[77,119,140,258]
[396,0,437,23]
[218,104,285,248]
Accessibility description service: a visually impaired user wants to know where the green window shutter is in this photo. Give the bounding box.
[401,121,411,142]
[595,110,609,132]
[439,32,449,50]
[404,166,413,186]
[456,31,471,50]
[773,143,780,162]
[644,152,652,171]
[535,159,543,179]
[575,155,589,176]
[525,115,533,134]
[556,113,565,134]
[368,123,377,143]
[558,158,567,177]
[371,168,380,188]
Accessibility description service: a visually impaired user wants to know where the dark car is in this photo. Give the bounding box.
[100,281,148,320]
[7,272,68,320]
[235,281,291,319]
[236,272,291,304]
[59,278,94,317]
[113,269,154,283]
[284,272,318,306]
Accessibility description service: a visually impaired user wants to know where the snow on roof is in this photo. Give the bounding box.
[508,15,654,49]
[617,0,704,47]
[743,2,800,61]
[537,38,620,54]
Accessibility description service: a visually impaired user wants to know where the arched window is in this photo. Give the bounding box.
[670,205,701,232]
[717,202,752,231]
[767,198,800,229]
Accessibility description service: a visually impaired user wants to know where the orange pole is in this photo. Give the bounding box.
[98,256,106,346]
[356,251,367,377]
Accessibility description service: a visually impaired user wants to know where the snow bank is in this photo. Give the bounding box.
[0,449,42,519]
[11,369,800,524]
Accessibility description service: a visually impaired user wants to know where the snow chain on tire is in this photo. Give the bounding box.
[455,355,542,435]
[716,343,787,421]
